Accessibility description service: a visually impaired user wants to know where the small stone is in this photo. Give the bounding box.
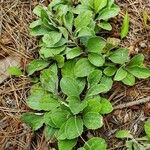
[139,42,146,48]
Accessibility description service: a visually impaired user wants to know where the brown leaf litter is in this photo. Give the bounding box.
[0,0,150,150]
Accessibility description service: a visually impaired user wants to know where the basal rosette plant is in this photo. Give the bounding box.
[21,0,150,149]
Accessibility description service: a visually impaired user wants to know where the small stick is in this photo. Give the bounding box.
[113,97,150,110]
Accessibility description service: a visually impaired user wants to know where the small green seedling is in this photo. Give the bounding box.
[115,122,150,150]
[7,66,22,77]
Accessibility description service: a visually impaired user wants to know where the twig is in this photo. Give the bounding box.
[113,97,150,110]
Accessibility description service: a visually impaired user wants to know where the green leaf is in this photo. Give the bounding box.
[87,37,106,54]
[114,67,127,81]
[74,11,93,30]
[33,5,46,17]
[127,67,150,79]
[109,48,129,64]
[45,109,70,128]
[122,73,135,86]
[128,54,144,67]
[54,55,65,68]
[77,27,95,37]
[88,53,105,67]
[87,70,102,88]
[104,66,117,76]
[86,76,113,97]
[63,12,74,31]
[121,11,129,39]
[44,126,59,141]
[42,31,62,47]
[98,21,112,31]
[144,121,150,138]
[83,137,107,150]
[40,46,66,58]
[29,20,42,28]
[21,113,44,131]
[84,96,102,113]
[7,66,22,77]
[61,60,76,77]
[83,112,103,129]
[66,47,82,59]
[57,123,67,140]
[27,92,60,111]
[65,116,83,139]
[40,67,58,93]
[30,26,51,36]
[74,58,95,77]
[115,130,132,139]
[98,4,120,20]
[60,77,85,96]
[100,98,113,114]
[99,75,113,92]
[58,139,77,150]
[94,0,107,13]
[27,59,49,75]
[58,27,69,40]
[67,97,87,115]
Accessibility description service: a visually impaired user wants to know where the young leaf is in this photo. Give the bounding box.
[27,92,60,111]
[77,27,95,37]
[42,31,62,47]
[87,70,102,88]
[45,109,70,128]
[65,116,83,139]
[83,137,107,150]
[104,66,117,76]
[144,121,150,138]
[87,37,106,54]
[98,4,120,20]
[58,27,69,40]
[58,139,77,150]
[98,21,112,31]
[66,47,82,59]
[127,67,150,79]
[122,73,135,86]
[84,96,102,113]
[40,67,58,93]
[67,97,87,115]
[40,46,66,58]
[54,55,65,68]
[21,113,44,131]
[88,53,105,67]
[114,67,127,81]
[115,130,132,139]
[127,54,144,67]
[74,11,93,30]
[121,11,129,39]
[27,59,49,75]
[86,76,113,97]
[60,77,85,96]
[63,11,74,31]
[33,5,46,17]
[74,58,95,77]
[61,60,76,77]
[57,123,67,140]
[44,126,59,141]
[83,112,103,129]
[93,0,107,13]
[109,48,129,64]
[100,98,113,114]
[7,66,22,77]
[29,20,42,28]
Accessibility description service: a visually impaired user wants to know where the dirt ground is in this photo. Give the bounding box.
[0,0,150,150]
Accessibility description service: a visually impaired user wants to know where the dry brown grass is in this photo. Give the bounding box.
[0,0,150,150]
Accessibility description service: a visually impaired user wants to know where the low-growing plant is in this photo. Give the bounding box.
[115,121,150,150]
[21,0,150,149]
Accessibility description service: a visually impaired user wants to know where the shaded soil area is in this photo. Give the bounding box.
[0,0,150,150]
